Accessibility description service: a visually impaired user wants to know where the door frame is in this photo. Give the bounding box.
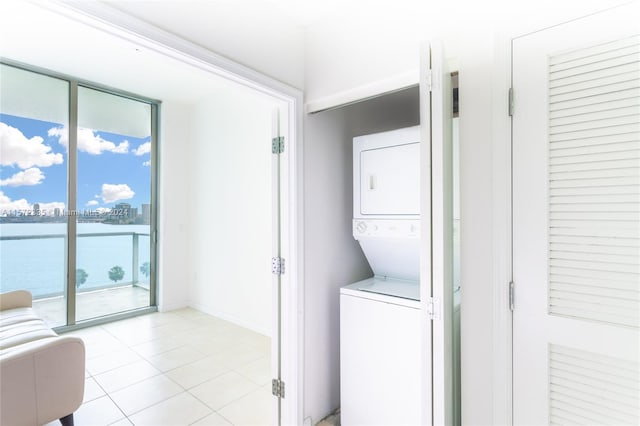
[39,2,305,425]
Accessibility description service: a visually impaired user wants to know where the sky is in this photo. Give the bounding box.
[0,113,151,215]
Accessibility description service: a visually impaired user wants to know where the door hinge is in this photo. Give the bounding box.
[426,297,441,320]
[272,378,285,398]
[272,136,285,154]
[425,69,433,92]
[508,87,514,117]
[272,257,285,275]
[509,281,515,311]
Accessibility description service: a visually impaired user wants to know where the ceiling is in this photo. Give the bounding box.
[0,0,628,105]
[0,0,289,105]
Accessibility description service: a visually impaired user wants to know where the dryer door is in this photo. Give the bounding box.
[360,142,420,215]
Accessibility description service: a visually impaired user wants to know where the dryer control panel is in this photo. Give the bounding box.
[353,219,420,239]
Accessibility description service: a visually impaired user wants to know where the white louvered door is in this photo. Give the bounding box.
[512,4,640,425]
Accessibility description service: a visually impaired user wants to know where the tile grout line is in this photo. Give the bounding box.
[73,309,272,426]
[185,388,235,426]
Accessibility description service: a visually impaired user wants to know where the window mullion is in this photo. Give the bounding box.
[66,81,78,326]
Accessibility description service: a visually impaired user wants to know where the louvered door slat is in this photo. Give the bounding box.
[550,290,639,310]
[548,35,640,327]
[549,78,640,104]
[550,266,639,284]
[550,167,639,181]
[550,124,639,143]
[552,377,640,409]
[551,104,640,126]
[550,72,640,96]
[550,53,640,81]
[551,249,639,264]
[549,35,640,66]
[550,211,639,221]
[550,241,639,255]
[552,282,639,300]
[549,95,640,118]
[549,183,638,195]
[549,345,640,424]
[550,88,640,112]
[551,118,639,136]
[550,269,639,288]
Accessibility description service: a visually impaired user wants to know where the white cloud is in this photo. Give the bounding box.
[0,191,64,215]
[86,200,99,207]
[0,168,45,186]
[38,201,65,213]
[0,191,30,212]
[142,160,151,167]
[134,142,151,156]
[0,122,64,168]
[112,140,130,154]
[49,127,129,155]
[98,183,135,204]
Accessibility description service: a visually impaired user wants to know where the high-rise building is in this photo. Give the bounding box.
[142,203,151,225]
[113,203,131,222]
[33,203,40,215]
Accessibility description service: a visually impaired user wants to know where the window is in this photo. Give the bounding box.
[0,63,158,328]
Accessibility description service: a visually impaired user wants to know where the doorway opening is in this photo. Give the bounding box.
[0,1,303,425]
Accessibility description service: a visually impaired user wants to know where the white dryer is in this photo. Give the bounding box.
[353,125,421,220]
[340,126,423,425]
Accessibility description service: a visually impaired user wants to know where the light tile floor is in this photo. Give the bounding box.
[47,308,272,426]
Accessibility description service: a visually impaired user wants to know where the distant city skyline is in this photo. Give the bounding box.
[0,113,151,218]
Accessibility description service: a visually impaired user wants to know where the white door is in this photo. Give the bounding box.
[420,40,454,426]
[512,4,640,424]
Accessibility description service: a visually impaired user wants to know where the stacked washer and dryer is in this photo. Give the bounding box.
[340,126,423,425]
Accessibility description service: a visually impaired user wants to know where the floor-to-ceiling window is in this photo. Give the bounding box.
[0,63,157,328]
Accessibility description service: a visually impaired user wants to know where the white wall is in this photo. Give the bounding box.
[102,0,305,90]
[158,101,192,311]
[303,87,420,423]
[303,2,466,111]
[304,14,422,109]
[187,86,275,336]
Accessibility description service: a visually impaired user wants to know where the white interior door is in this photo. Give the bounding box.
[512,4,640,424]
[420,39,454,426]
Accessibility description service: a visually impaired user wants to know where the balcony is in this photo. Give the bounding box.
[0,231,151,326]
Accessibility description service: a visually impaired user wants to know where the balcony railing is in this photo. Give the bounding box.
[0,231,150,299]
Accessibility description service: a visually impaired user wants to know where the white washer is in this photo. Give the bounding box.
[340,278,422,426]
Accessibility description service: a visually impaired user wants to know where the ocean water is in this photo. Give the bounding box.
[0,223,151,298]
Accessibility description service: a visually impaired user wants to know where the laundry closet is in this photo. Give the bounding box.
[304,42,460,426]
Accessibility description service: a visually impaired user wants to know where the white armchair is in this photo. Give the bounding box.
[0,290,85,426]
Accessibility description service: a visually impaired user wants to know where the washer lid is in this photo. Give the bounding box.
[342,276,420,302]
[357,276,420,301]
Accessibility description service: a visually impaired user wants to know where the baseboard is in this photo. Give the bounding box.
[188,301,271,337]
[157,300,188,313]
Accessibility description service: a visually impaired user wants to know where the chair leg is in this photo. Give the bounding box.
[59,413,74,426]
